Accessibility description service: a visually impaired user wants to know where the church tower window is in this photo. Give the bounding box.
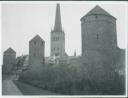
[54,48,55,51]
[55,53,59,56]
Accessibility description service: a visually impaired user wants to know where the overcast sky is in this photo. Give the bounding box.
[2,2,127,57]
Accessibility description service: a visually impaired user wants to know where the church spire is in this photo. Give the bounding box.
[54,4,62,32]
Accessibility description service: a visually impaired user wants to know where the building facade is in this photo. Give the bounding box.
[2,48,16,74]
[29,35,45,66]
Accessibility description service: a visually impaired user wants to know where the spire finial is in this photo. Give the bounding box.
[54,3,62,32]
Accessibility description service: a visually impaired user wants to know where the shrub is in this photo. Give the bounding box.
[19,61,125,95]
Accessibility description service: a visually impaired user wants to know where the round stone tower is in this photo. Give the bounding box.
[81,5,117,57]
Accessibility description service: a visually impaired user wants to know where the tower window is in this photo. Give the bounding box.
[96,33,99,39]
[55,53,59,56]
[54,48,55,51]
[53,37,59,41]
[34,42,36,45]
[95,15,98,19]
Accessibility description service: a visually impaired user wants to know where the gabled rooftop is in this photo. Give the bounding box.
[29,34,45,43]
[81,5,116,20]
[4,47,16,54]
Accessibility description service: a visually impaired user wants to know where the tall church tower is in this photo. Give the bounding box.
[50,4,65,57]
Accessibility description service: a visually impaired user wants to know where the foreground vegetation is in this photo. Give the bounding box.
[19,60,125,95]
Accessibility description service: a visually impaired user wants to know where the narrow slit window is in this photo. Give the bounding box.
[95,15,98,19]
[97,33,99,39]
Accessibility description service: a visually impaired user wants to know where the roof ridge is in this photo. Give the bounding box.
[4,47,16,53]
[30,34,45,43]
[81,5,116,20]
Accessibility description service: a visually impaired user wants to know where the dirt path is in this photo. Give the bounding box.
[2,80,23,95]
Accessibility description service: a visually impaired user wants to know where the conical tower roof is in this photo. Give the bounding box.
[30,34,45,43]
[54,4,62,32]
[81,5,116,20]
[4,48,16,54]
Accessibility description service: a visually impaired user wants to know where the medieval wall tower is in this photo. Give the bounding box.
[29,35,45,66]
[50,4,65,57]
[81,5,118,58]
[2,48,16,74]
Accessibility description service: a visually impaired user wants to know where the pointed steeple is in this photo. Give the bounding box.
[54,4,62,32]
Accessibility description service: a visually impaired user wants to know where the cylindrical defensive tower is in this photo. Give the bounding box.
[81,5,117,56]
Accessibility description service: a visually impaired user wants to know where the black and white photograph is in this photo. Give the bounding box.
[1,1,127,96]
